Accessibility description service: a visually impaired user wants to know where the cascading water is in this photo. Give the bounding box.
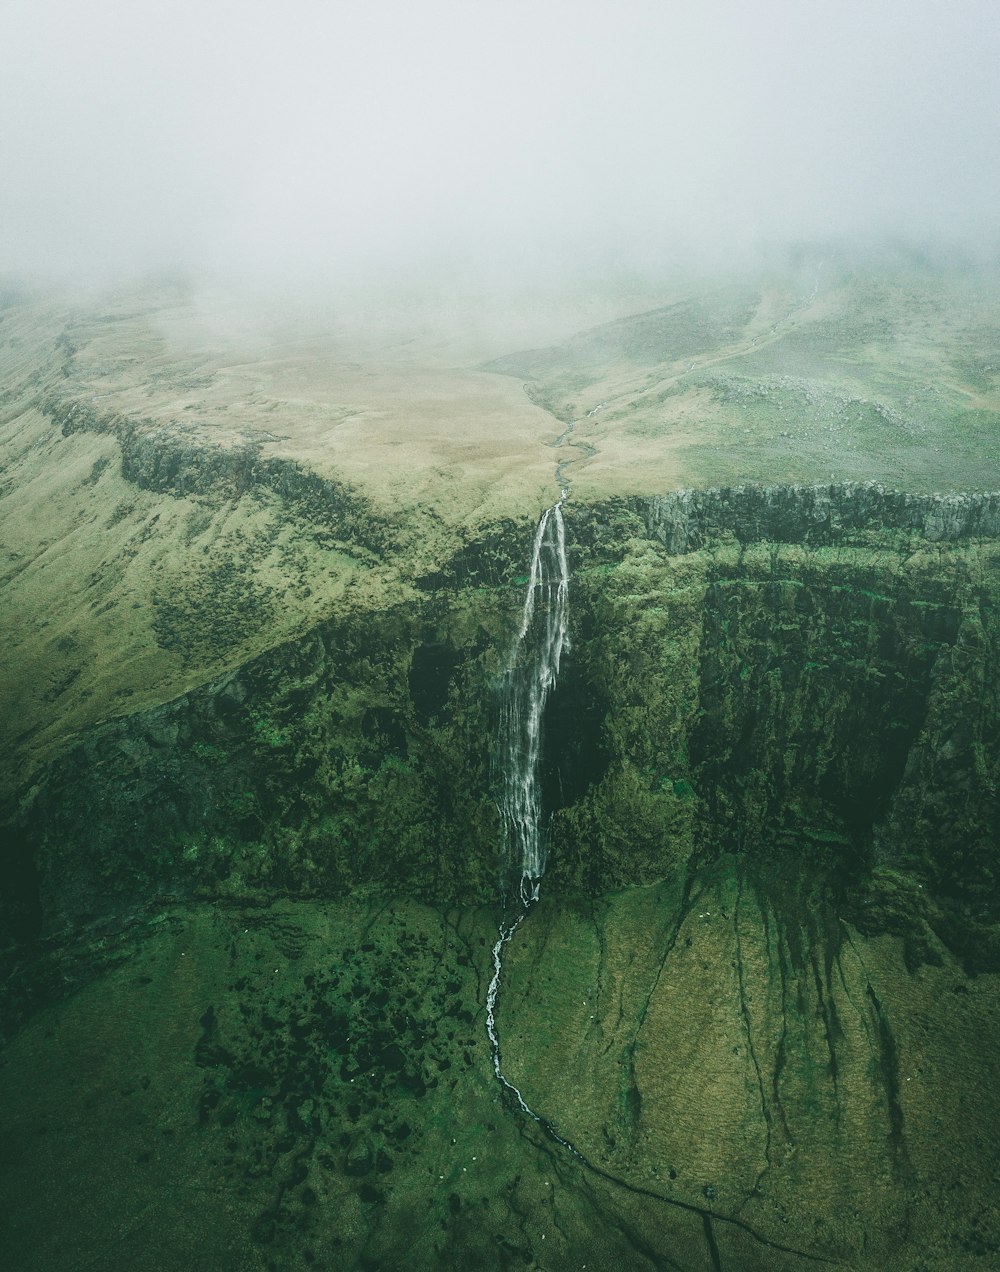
[486,500,576,1138]
[497,504,570,907]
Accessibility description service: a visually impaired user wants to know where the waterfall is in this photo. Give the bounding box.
[497,503,570,906]
[487,502,574,1134]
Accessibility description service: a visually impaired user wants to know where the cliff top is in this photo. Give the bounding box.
[10,255,1000,526]
[2,255,999,790]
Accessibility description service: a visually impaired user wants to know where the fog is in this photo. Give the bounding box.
[3,0,999,295]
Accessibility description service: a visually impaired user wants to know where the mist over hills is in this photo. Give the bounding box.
[3,0,999,291]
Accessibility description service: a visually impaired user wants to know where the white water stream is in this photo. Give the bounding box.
[486,501,574,1134]
[497,503,570,906]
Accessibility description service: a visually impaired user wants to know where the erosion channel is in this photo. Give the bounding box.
[2,485,1000,1271]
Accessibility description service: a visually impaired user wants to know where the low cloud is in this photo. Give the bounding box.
[3,0,999,293]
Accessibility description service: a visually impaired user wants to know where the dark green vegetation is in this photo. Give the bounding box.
[2,487,999,1270]
[7,490,998,964]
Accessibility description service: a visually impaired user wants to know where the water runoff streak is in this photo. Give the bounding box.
[486,502,578,1145]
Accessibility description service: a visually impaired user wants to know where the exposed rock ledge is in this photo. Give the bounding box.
[629,482,1000,553]
[43,392,398,557]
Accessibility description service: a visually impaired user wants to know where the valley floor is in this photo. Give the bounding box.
[2,879,998,1271]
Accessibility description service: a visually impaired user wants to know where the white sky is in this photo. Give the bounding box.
[2,0,999,286]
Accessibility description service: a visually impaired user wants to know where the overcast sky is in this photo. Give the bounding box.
[2,0,999,289]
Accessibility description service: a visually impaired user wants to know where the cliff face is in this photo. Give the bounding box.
[2,483,999,1272]
[633,483,1000,551]
[46,392,401,555]
[6,488,997,963]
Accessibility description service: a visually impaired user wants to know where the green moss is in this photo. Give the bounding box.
[248,710,293,749]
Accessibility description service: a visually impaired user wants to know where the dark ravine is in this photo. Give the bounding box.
[1,481,999,1270]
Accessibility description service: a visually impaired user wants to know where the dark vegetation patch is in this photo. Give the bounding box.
[194,906,481,1262]
[408,642,460,725]
[16,597,507,937]
[151,553,277,666]
[689,575,960,884]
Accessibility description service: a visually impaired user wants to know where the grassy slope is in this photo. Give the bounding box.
[1,887,996,1270]
[3,260,998,792]
[487,261,1000,499]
